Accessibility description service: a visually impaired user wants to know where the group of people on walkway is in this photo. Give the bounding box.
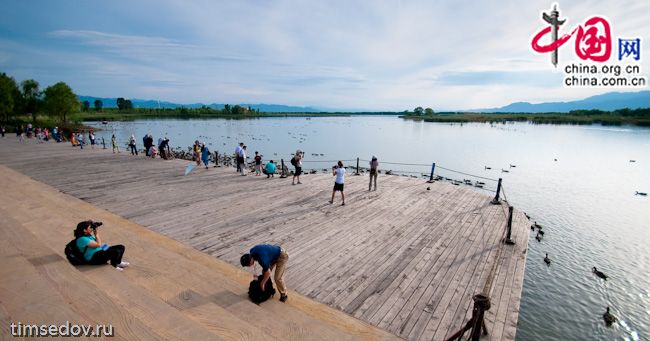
[11,124,63,143]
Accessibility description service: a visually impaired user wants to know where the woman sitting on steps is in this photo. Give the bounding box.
[75,220,129,271]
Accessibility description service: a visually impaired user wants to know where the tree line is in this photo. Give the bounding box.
[0,71,78,124]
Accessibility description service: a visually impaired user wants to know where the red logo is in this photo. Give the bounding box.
[531,4,612,66]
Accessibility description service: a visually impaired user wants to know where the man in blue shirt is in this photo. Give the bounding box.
[240,244,289,302]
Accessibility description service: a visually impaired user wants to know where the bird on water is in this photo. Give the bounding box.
[544,253,551,266]
[592,267,608,280]
[603,307,617,326]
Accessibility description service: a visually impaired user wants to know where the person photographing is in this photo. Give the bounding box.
[74,220,129,271]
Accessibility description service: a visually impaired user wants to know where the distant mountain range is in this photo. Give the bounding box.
[79,90,650,114]
[77,96,320,113]
[476,91,650,113]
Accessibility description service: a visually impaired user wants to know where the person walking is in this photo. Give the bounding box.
[128,134,138,155]
[111,134,120,153]
[291,150,303,185]
[369,156,379,191]
[330,161,346,205]
[240,244,289,303]
[254,151,262,176]
[1,125,5,138]
[201,143,210,169]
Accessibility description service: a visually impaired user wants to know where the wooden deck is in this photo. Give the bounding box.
[0,138,529,340]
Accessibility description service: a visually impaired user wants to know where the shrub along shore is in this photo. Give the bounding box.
[401,108,650,126]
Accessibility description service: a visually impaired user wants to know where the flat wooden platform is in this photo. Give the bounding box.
[0,138,529,340]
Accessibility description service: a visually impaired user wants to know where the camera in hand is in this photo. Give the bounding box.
[90,221,103,229]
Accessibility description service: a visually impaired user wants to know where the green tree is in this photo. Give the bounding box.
[232,105,244,115]
[116,97,126,110]
[82,100,90,112]
[0,73,20,123]
[223,104,231,114]
[21,79,41,123]
[124,99,133,109]
[94,99,103,112]
[414,106,424,116]
[43,82,77,123]
[425,107,434,115]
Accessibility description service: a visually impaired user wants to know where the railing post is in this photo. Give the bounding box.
[280,159,287,178]
[491,178,502,204]
[102,137,106,149]
[504,206,515,245]
[214,151,219,167]
[427,162,436,183]
[355,157,360,175]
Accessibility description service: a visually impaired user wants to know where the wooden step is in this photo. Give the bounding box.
[0,213,172,340]
[0,165,398,341]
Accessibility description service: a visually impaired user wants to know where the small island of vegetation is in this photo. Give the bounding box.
[401,106,650,126]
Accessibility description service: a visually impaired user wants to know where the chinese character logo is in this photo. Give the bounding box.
[531,3,612,67]
[619,38,641,60]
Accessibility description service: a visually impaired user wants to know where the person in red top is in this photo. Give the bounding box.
[254,151,262,176]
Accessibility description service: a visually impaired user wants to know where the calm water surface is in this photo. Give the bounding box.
[88,117,650,341]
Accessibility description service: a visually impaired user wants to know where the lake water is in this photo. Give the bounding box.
[87,116,650,341]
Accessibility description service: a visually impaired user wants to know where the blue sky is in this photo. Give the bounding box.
[1,0,648,110]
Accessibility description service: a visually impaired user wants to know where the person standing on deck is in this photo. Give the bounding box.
[201,143,210,169]
[78,131,86,149]
[369,156,379,191]
[89,130,96,149]
[240,244,289,302]
[254,151,262,176]
[330,160,346,205]
[291,150,303,185]
[239,145,247,176]
[111,134,120,153]
[193,140,202,166]
[128,134,138,155]
[235,142,244,173]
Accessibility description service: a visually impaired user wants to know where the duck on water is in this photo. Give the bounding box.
[592,267,608,280]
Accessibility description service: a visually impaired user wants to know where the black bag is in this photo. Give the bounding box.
[290,157,297,167]
[64,239,87,265]
[248,274,276,304]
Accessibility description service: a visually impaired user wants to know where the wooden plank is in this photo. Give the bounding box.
[0,138,529,340]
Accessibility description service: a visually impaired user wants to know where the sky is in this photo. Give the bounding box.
[1,0,648,111]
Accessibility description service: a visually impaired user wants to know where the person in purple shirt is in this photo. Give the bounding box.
[240,244,289,302]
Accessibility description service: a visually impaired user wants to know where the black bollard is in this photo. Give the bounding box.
[102,137,106,149]
[355,157,360,175]
[214,151,219,167]
[427,162,436,183]
[490,178,502,204]
[504,206,515,245]
[280,159,287,178]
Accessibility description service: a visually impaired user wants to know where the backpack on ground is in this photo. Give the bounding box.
[290,157,297,167]
[248,274,276,304]
[64,239,87,265]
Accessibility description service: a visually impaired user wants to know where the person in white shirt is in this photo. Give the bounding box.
[239,145,247,176]
[330,161,346,206]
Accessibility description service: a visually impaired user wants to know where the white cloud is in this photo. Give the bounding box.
[2,0,648,110]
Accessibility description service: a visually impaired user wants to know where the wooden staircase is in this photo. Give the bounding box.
[0,165,399,340]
